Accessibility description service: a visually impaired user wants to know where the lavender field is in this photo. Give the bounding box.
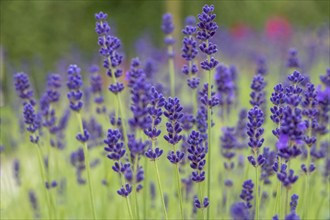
[1,2,329,220]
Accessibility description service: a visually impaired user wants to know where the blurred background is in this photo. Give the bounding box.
[1,0,329,104]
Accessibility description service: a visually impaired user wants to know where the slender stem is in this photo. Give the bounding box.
[75,113,96,219]
[133,157,140,219]
[302,146,311,219]
[284,188,289,217]
[120,173,135,220]
[126,197,134,219]
[206,51,212,220]
[154,160,168,220]
[143,156,148,219]
[175,164,184,219]
[273,179,280,216]
[316,195,326,219]
[193,89,198,119]
[279,182,282,219]
[198,183,204,220]
[168,44,175,97]
[255,167,259,220]
[35,142,52,219]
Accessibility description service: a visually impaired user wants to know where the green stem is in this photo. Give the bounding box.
[175,164,184,219]
[198,183,204,220]
[143,156,148,219]
[133,157,140,219]
[126,197,134,219]
[303,146,311,219]
[76,113,96,219]
[193,89,198,119]
[255,167,259,220]
[154,160,168,220]
[279,183,282,219]
[35,142,52,219]
[273,179,280,216]
[168,44,175,97]
[284,188,289,217]
[316,195,326,219]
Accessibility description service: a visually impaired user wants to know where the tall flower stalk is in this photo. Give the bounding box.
[196,5,219,219]
[144,87,168,220]
[66,64,96,219]
[187,130,209,219]
[246,106,265,220]
[104,129,134,219]
[301,82,318,219]
[162,13,175,97]
[22,102,52,219]
[127,57,151,219]
[164,97,185,218]
[181,24,199,115]
[95,12,129,152]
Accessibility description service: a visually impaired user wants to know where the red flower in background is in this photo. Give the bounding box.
[265,17,292,43]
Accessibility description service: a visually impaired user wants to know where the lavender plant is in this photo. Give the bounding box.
[66,64,96,219]
[162,13,176,97]
[5,4,330,220]
[197,5,219,217]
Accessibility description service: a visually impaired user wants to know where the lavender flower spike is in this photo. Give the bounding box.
[181,23,200,89]
[14,72,36,105]
[162,13,175,97]
[23,103,40,143]
[240,179,254,209]
[197,5,219,218]
[67,64,83,112]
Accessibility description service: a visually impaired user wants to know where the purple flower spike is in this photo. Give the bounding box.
[104,129,125,161]
[277,165,298,188]
[256,56,268,75]
[193,196,209,209]
[320,68,330,87]
[29,190,40,219]
[164,97,184,145]
[287,48,300,69]
[14,72,36,105]
[247,106,264,152]
[197,4,219,71]
[76,128,90,143]
[187,130,207,182]
[144,87,165,139]
[250,74,266,110]
[285,212,300,220]
[145,147,163,160]
[215,65,236,115]
[67,64,83,112]
[167,150,185,164]
[95,11,125,95]
[23,103,40,143]
[199,83,220,108]
[162,13,174,35]
[221,127,237,162]
[117,183,132,197]
[240,179,254,209]
[197,5,218,41]
[290,194,299,212]
[231,202,250,220]
[181,23,200,89]
[182,26,198,61]
[128,59,152,131]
